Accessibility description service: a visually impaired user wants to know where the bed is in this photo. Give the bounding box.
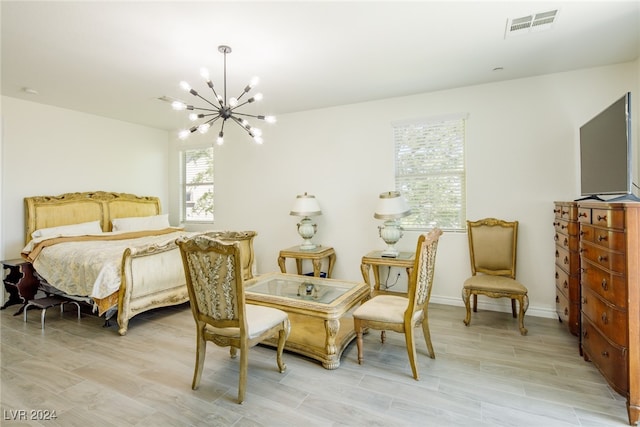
[20,191,260,336]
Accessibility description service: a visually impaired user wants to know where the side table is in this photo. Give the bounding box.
[360,250,415,296]
[2,259,41,315]
[278,245,336,278]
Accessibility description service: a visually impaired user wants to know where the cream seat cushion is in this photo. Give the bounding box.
[205,304,288,339]
[352,295,423,324]
[463,275,527,295]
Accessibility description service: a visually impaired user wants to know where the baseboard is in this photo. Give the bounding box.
[430,295,558,319]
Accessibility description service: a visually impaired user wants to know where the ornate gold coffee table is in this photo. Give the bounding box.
[245,272,368,369]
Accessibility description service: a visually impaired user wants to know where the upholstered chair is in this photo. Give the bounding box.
[462,218,529,335]
[353,228,443,380]
[176,235,290,404]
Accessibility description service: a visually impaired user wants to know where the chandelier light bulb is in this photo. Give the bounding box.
[254,136,263,144]
[188,113,198,121]
[216,131,224,145]
[171,101,187,111]
[198,123,210,134]
[229,97,238,107]
[252,128,262,137]
[178,129,190,140]
[179,81,191,91]
[265,115,276,123]
[250,76,259,87]
[200,68,210,81]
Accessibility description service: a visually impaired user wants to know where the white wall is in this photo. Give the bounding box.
[174,61,639,319]
[3,61,638,319]
[1,97,170,259]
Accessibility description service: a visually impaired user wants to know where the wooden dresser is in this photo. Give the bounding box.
[577,201,639,426]
[553,201,581,336]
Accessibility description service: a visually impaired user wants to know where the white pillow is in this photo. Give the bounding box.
[111,214,170,232]
[32,220,103,239]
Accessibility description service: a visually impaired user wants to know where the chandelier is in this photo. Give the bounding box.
[172,45,275,145]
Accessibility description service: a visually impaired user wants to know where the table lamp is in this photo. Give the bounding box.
[374,191,411,257]
[290,192,322,250]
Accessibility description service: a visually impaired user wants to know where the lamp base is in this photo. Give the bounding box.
[380,247,399,258]
[299,240,318,251]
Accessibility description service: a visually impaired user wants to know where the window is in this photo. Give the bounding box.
[182,147,214,222]
[393,114,466,231]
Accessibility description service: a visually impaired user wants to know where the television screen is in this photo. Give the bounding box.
[579,92,633,198]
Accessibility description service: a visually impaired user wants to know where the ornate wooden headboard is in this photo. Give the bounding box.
[24,191,161,244]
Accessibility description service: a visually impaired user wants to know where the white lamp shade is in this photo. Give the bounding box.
[290,193,322,217]
[374,191,411,220]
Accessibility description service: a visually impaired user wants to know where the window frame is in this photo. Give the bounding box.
[392,113,467,232]
[181,145,215,224]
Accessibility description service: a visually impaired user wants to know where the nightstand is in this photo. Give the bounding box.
[360,250,415,296]
[2,259,41,315]
[278,245,336,278]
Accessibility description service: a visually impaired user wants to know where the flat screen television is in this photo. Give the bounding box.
[579,92,638,201]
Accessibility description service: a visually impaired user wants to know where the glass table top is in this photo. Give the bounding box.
[246,275,356,305]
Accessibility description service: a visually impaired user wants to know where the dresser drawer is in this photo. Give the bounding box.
[555,245,579,273]
[592,208,625,230]
[581,287,627,347]
[556,204,577,221]
[580,240,626,273]
[578,207,591,224]
[581,319,628,395]
[581,259,627,308]
[590,228,625,251]
[555,232,579,252]
[554,218,579,237]
[556,287,570,323]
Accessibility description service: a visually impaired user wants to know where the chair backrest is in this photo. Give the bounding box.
[406,228,443,320]
[177,235,247,331]
[467,218,518,278]
[203,230,257,281]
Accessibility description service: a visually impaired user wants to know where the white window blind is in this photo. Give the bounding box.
[393,114,467,231]
[182,147,214,222]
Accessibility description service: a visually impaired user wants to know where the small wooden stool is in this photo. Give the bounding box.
[23,296,81,329]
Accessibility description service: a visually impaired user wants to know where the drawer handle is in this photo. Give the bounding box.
[597,235,608,242]
[563,280,568,289]
[553,221,559,227]
[601,279,608,291]
[564,256,569,265]
[597,214,607,221]
[601,313,608,324]
[579,212,587,218]
[598,255,608,262]
[564,307,569,316]
[562,209,568,216]
[561,224,567,230]
[563,237,568,246]
[554,234,559,242]
[555,250,559,259]
[581,296,587,305]
[554,208,561,214]
[556,295,559,303]
[601,351,609,358]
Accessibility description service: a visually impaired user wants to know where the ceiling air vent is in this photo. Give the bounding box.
[505,9,558,38]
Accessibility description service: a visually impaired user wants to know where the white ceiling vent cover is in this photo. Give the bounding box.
[505,9,558,38]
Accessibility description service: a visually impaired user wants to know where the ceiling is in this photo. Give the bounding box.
[2,1,639,133]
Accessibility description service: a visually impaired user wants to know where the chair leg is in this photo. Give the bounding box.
[462,288,472,326]
[275,322,288,373]
[421,317,435,359]
[511,298,517,318]
[473,293,478,312]
[230,347,238,358]
[192,325,206,390]
[404,326,419,380]
[354,318,364,365]
[238,342,248,404]
[517,295,528,336]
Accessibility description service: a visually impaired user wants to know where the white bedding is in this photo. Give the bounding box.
[22,230,196,300]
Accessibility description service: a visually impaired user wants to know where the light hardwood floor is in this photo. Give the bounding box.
[0,301,630,426]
